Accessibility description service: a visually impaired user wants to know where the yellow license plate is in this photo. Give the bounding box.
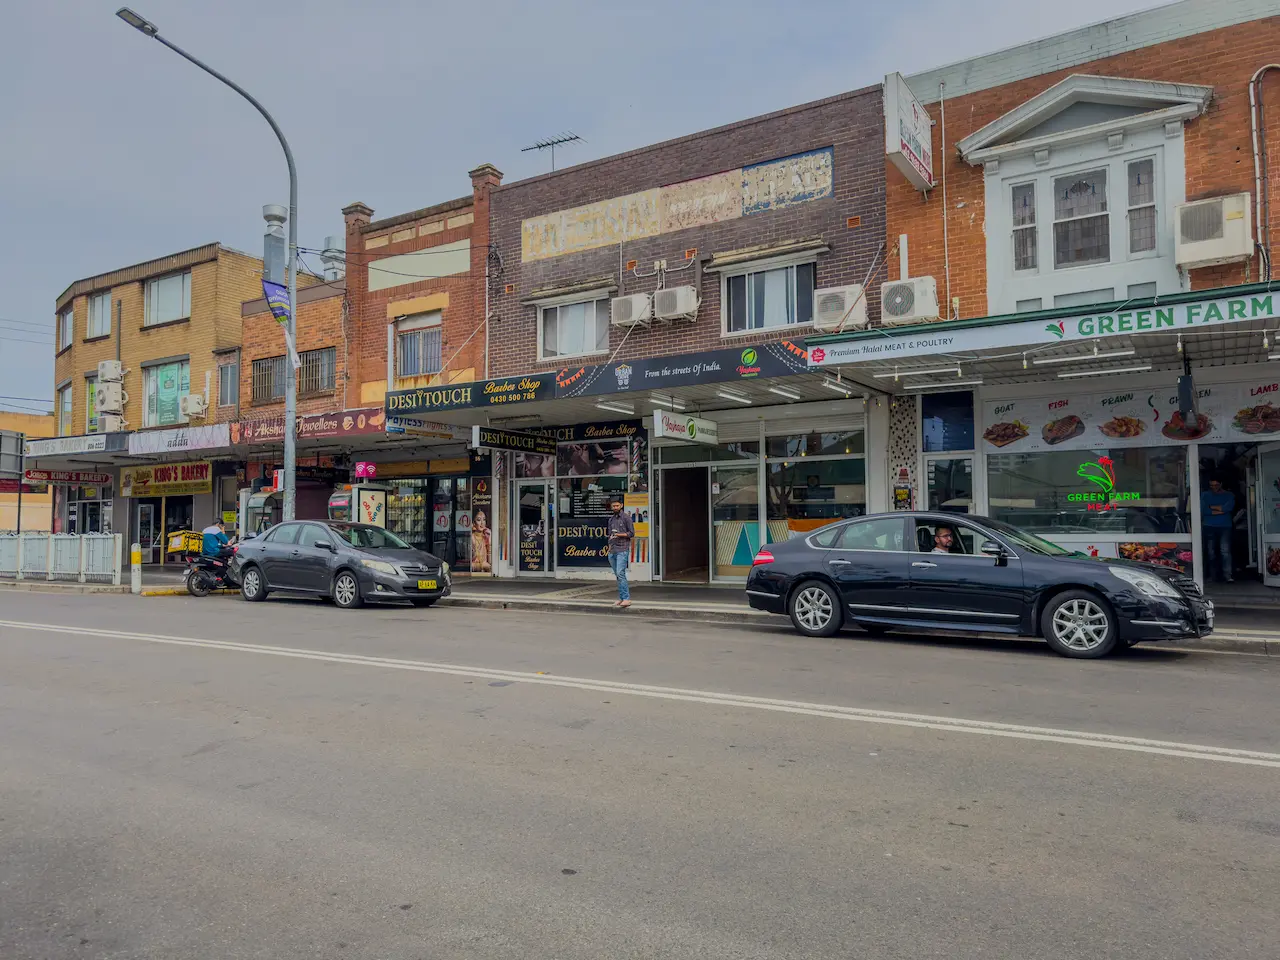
[417,579,438,590]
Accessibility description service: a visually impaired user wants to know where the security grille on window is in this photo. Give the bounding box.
[396,312,443,377]
[725,263,815,333]
[540,299,608,360]
[144,271,191,326]
[1127,158,1156,254]
[87,293,112,339]
[218,361,239,407]
[1053,169,1109,268]
[58,308,74,350]
[252,356,286,403]
[1011,184,1037,271]
[299,347,336,394]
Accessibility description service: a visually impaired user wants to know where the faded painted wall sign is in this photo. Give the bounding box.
[741,148,835,215]
[521,147,836,262]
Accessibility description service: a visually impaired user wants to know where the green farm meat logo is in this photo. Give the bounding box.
[1069,457,1139,512]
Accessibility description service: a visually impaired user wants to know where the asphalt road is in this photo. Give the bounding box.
[2,593,1278,960]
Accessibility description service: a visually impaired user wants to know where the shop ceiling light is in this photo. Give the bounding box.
[902,378,984,391]
[595,400,635,415]
[715,388,752,405]
[1032,347,1135,366]
[871,366,961,379]
[766,385,802,401]
[820,378,854,396]
[649,395,687,411]
[1057,363,1152,379]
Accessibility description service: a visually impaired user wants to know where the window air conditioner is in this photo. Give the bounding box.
[611,293,652,327]
[813,285,868,331]
[96,359,125,382]
[880,276,940,326]
[653,285,699,321]
[1175,193,1253,269]
[180,394,207,418]
[95,381,127,414]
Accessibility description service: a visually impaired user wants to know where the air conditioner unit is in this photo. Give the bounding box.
[100,413,126,433]
[95,381,127,414]
[611,293,652,327]
[880,276,940,326]
[96,359,124,382]
[813,285,869,332]
[1175,193,1253,268]
[180,394,207,418]
[653,285,699,321]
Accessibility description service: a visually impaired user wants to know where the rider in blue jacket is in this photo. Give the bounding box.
[201,520,231,559]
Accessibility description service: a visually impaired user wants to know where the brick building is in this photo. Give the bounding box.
[807,0,1280,602]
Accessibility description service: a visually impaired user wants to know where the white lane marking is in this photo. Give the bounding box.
[5,618,1280,770]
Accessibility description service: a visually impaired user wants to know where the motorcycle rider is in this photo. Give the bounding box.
[201,520,232,561]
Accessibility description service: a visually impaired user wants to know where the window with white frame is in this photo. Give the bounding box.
[299,347,336,394]
[540,298,608,360]
[143,360,190,427]
[724,262,815,334]
[1127,158,1156,254]
[1053,168,1109,268]
[144,271,191,326]
[397,311,443,377]
[58,308,74,350]
[1011,183,1037,271]
[218,359,239,407]
[87,292,112,339]
[85,376,98,433]
[57,384,73,436]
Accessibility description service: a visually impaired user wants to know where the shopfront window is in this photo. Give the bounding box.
[63,485,113,535]
[921,392,975,452]
[987,447,1189,535]
[657,441,758,464]
[765,429,867,543]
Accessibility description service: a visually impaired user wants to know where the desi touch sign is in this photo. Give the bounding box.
[652,412,719,446]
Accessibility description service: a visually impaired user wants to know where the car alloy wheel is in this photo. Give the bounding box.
[1051,598,1110,652]
[241,567,266,602]
[333,572,361,609]
[789,581,840,637]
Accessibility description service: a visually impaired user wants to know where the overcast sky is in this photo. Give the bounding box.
[0,0,1166,414]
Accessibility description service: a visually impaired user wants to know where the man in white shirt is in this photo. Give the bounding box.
[931,526,956,554]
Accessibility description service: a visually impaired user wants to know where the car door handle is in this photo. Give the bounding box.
[828,558,852,566]
[911,561,937,568]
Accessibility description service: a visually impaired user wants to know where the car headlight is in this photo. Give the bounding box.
[1109,565,1179,598]
[441,561,450,576]
[361,558,400,576]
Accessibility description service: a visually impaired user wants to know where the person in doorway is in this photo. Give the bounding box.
[1201,478,1235,582]
[606,498,634,608]
[201,520,232,560]
[931,525,957,555]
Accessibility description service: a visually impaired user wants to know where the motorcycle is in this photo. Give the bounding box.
[184,545,240,597]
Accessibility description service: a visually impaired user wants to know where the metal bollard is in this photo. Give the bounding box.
[131,542,142,595]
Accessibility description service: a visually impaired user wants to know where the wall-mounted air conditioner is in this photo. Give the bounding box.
[1175,193,1253,269]
[653,285,699,321]
[99,414,126,432]
[96,359,124,382]
[180,394,207,418]
[95,381,127,413]
[611,293,652,327]
[813,285,868,332]
[880,276,940,326]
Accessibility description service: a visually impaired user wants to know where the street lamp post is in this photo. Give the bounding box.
[115,7,298,521]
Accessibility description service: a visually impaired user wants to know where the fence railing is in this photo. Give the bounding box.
[0,533,123,584]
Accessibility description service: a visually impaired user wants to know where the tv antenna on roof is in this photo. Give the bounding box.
[521,132,584,172]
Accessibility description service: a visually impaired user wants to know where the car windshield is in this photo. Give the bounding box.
[978,518,1074,557]
[328,524,412,550]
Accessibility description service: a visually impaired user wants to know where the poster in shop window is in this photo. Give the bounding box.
[981,378,1280,453]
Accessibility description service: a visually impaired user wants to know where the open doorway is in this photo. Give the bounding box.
[1198,444,1257,586]
[661,467,710,581]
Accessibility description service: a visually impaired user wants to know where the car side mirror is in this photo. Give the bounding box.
[981,540,1007,563]
[314,539,335,552]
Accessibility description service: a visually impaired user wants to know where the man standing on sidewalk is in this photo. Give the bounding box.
[606,498,634,608]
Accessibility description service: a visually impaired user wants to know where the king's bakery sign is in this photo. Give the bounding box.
[808,292,1280,366]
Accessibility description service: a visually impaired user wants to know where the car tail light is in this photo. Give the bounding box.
[752,550,775,566]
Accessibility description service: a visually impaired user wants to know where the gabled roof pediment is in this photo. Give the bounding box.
[957,74,1213,164]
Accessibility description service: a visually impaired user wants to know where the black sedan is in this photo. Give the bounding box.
[232,520,451,609]
[745,512,1213,658]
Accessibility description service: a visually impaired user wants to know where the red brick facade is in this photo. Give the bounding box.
[487,87,887,377]
[885,16,1280,319]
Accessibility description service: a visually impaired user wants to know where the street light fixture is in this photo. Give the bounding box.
[114,7,300,521]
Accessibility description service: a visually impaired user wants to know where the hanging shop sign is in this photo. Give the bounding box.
[471,426,557,457]
[652,412,719,446]
[127,424,230,456]
[121,460,212,498]
[354,461,377,478]
[385,374,554,417]
[981,375,1280,453]
[556,341,809,399]
[233,408,386,444]
[23,469,112,486]
[809,292,1280,366]
[884,72,934,191]
[24,433,126,458]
